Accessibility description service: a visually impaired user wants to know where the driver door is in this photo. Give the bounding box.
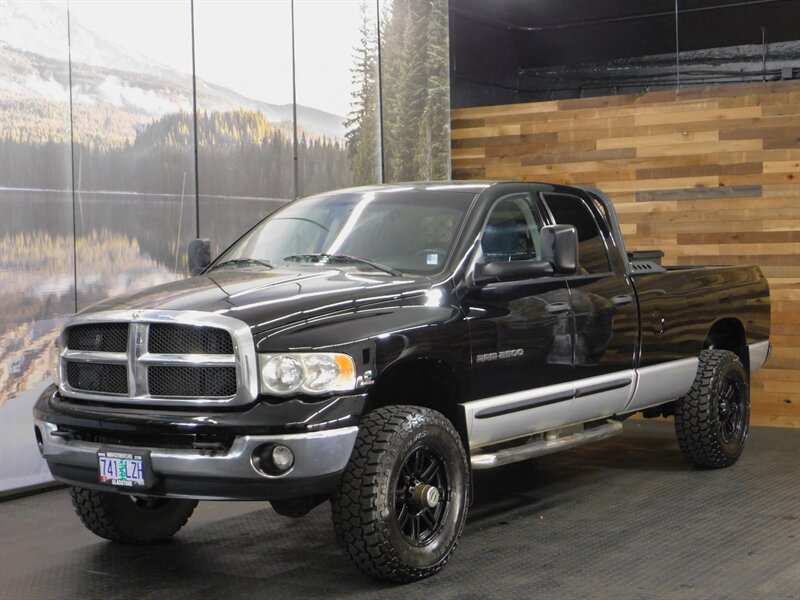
[463,192,574,449]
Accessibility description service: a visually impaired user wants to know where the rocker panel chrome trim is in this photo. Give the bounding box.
[463,359,702,449]
[571,371,636,424]
[624,357,698,412]
[474,389,573,419]
[463,371,634,449]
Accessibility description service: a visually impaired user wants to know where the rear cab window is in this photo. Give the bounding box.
[540,193,612,275]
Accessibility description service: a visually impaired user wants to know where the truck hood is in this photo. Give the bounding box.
[80,266,433,333]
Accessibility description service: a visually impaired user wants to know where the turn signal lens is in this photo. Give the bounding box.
[259,353,357,396]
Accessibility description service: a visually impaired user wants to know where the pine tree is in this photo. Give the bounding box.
[345,0,380,186]
[416,0,450,180]
[379,0,450,183]
[380,0,411,183]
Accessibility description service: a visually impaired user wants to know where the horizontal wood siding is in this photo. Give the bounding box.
[452,80,800,428]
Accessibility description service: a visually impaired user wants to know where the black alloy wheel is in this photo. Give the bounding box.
[394,447,449,546]
[675,349,750,468]
[717,374,746,446]
[331,405,469,582]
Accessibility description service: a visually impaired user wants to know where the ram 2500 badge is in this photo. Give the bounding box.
[34,182,770,581]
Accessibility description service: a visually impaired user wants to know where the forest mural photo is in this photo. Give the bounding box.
[0,0,449,492]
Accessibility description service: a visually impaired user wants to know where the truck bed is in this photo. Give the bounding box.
[631,264,770,368]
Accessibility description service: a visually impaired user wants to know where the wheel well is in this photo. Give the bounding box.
[704,318,748,373]
[366,359,469,450]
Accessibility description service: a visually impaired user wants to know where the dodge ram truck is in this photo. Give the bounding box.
[33,182,771,581]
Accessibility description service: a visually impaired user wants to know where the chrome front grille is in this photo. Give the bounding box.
[58,310,258,407]
[148,323,233,355]
[148,365,237,397]
[67,323,129,352]
[66,361,128,394]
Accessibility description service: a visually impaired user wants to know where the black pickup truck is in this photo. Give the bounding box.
[34,182,770,581]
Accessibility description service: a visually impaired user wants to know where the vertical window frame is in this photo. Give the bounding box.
[539,192,614,276]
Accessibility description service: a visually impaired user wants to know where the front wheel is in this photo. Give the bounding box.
[331,406,469,582]
[674,349,750,468]
[70,487,198,544]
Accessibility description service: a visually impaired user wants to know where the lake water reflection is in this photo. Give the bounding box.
[0,188,285,403]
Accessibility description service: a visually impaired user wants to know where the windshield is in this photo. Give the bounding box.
[214,189,473,275]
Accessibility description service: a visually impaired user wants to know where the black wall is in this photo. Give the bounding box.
[450,0,800,107]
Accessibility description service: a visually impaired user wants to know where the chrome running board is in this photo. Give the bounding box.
[470,420,624,470]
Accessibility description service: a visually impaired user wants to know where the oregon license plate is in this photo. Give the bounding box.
[97,450,150,488]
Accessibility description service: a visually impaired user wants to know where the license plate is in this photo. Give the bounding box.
[98,450,150,488]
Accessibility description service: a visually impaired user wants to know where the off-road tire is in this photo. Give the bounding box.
[70,487,198,544]
[331,405,469,582]
[674,349,750,468]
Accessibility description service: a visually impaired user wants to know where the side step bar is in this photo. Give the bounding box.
[470,420,624,470]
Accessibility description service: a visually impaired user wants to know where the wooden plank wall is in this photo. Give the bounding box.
[451,80,800,428]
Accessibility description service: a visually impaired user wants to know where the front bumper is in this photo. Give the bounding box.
[36,419,358,500]
[34,385,366,501]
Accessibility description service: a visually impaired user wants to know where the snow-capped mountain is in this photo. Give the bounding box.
[1,0,178,79]
[0,0,347,141]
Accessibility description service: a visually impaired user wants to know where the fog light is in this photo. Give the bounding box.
[252,443,296,476]
[271,445,294,471]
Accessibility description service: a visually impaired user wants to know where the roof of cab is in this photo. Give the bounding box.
[309,181,495,197]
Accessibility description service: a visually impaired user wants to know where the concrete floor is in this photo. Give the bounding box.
[1,421,798,600]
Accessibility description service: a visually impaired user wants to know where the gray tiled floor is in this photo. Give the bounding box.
[1,421,798,599]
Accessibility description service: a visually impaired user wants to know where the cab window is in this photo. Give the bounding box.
[479,194,544,263]
[542,193,611,274]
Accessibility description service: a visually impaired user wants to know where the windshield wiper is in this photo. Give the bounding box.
[209,258,275,271]
[282,253,402,276]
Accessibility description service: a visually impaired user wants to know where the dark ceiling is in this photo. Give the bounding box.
[451,0,800,68]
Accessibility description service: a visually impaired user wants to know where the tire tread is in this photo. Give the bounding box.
[331,405,468,582]
[674,349,749,469]
[70,487,196,544]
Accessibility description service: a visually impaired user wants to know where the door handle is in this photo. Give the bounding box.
[546,302,571,314]
[612,294,634,306]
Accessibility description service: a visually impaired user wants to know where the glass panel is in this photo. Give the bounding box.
[380,0,451,181]
[0,0,74,491]
[193,0,295,257]
[216,189,471,274]
[67,0,196,309]
[293,0,380,196]
[543,194,611,274]
[480,195,544,262]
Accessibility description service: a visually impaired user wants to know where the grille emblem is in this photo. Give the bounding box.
[94,333,103,348]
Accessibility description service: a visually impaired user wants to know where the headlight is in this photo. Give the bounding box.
[259,353,356,396]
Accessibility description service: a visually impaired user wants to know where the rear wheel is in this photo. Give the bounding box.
[674,349,750,468]
[331,405,469,582]
[70,487,198,544]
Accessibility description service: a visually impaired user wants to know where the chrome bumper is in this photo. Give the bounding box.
[35,420,358,500]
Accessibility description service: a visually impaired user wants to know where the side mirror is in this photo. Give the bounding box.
[541,224,578,275]
[474,259,554,284]
[188,239,211,275]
